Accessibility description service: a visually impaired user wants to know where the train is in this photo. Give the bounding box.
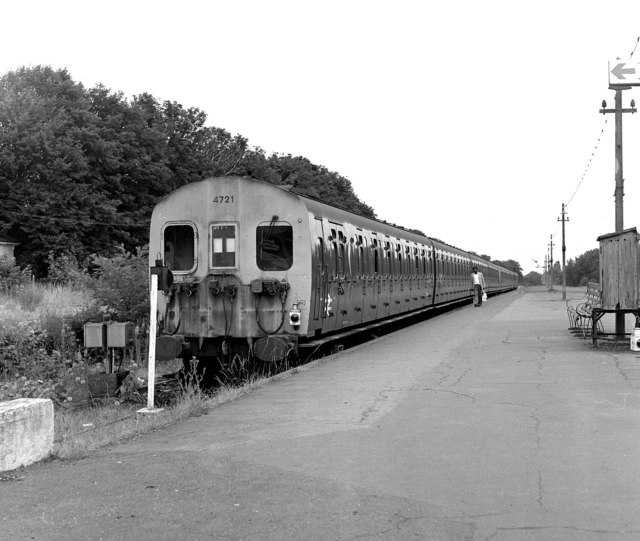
[149,176,518,371]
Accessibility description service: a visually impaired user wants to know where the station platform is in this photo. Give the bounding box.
[2,286,640,540]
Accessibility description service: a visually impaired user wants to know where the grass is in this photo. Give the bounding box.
[51,375,269,461]
[0,278,274,463]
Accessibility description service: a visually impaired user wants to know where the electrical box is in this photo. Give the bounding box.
[84,323,107,348]
[106,322,135,348]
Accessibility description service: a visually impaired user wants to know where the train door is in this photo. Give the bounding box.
[345,233,364,327]
[409,247,420,310]
[418,248,428,307]
[398,245,407,311]
[379,240,392,317]
[358,236,374,323]
[370,239,382,320]
[434,249,442,303]
[426,247,436,305]
[389,243,401,315]
[312,218,328,334]
[323,222,347,333]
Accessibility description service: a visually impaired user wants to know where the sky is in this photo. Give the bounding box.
[2,0,640,275]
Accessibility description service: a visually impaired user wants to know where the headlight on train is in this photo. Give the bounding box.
[289,304,301,330]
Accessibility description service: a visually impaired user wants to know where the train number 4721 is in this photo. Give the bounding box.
[212,195,235,203]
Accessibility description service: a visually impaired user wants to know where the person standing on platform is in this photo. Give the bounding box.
[471,266,486,307]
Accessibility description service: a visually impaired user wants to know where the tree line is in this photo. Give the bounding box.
[1,66,540,280]
[0,66,374,275]
[523,249,599,287]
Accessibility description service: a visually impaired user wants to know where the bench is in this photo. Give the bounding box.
[566,290,587,331]
[567,282,602,338]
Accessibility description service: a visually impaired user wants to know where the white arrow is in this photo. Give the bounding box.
[611,62,636,80]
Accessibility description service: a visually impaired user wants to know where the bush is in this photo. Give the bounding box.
[0,246,152,406]
[0,255,32,293]
[88,246,149,322]
[0,322,63,380]
[46,252,89,286]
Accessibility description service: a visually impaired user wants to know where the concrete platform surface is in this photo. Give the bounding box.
[2,287,640,540]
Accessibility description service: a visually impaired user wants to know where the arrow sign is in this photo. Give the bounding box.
[611,62,636,79]
[609,60,640,86]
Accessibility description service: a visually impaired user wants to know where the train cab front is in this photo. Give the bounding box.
[149,178,311,381]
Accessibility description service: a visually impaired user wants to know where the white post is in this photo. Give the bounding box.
[138,273,163,414]
[147,273,158,410]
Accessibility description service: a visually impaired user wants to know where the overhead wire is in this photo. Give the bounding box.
[541,36,640,270]
[564,117,609,208]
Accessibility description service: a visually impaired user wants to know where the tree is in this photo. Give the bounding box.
[522,271,542,286]
[266,154,376,217]
[0,65,378,275]
[566,249,599,286]
[0,67,119,274]
[551,261,562,285]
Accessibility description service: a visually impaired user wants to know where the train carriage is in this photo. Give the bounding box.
[150,176,518,369]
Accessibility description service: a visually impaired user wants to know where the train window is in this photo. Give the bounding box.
[163,223,196,272]
[256,222,293,271]
[211,224,237,268]
[373,248,379,274]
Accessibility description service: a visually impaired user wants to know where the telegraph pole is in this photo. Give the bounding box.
[548,235,555,291]
[558,204,569,300]
[600,82,636,337]
[599,90,636,232]
[544,254,548,289]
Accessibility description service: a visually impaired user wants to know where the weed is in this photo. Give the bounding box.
[0,255,32,293]
[14,285,44,311]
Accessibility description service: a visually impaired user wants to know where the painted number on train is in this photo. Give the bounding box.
[213,195,235,203]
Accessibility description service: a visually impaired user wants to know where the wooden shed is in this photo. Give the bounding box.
[597,228,640,310]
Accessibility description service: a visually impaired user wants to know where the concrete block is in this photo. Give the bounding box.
[0,398,54,472]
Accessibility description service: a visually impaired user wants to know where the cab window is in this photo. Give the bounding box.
[211,224,236,268]
[257,222,293,271]
[163,223,196,272]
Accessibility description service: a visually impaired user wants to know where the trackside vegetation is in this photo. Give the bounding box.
[0,252,300,461]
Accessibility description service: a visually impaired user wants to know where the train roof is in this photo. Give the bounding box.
[281,182,503,271]
[156,177,515,275]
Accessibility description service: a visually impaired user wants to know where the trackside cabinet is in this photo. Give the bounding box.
[106,322,135,348]
[84,322,135,348]
[597,228,640,310]
[84,322,107,348]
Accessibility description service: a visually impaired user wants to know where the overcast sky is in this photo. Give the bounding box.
[3,0,640,274]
